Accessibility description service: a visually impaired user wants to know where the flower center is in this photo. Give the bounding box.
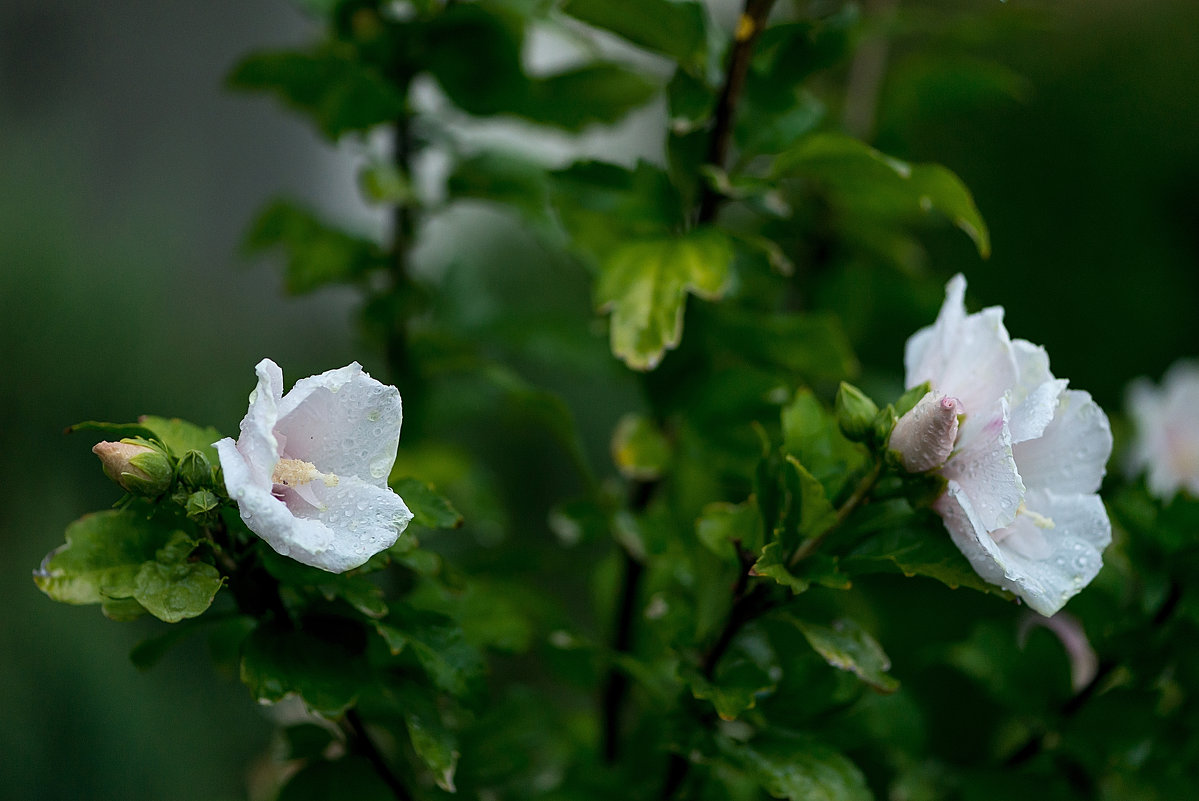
[272,458,339,488]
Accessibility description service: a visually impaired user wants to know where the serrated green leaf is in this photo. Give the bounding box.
[34,508,178,607]
[392,477,463,529]
[244,199,384,294]
[696,500,763,561]
[687,660,776,721]
[227,48,405,139]
[753,541,809,594]
[133,531,223,623]
[717,730,872,801]
[397,690,459,792]
[786,615,899,693]
[239,626,367,716]
[561,0,710,74]
[596,228,734,370]
[780,455,838,548]
[551,160,680,259]
[378,608,486,698]
[841,511,1012,599]
[773,133,989,257]
[781,390,870,501]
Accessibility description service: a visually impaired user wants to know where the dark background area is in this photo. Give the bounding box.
[1,1,1196,798]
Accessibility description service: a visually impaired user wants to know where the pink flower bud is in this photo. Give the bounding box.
[889,392,961,473]
[92,439,173,496]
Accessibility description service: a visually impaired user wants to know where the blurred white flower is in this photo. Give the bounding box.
[215,358,413,573]
[1127,361,1199,500]
[895,275,1112,616]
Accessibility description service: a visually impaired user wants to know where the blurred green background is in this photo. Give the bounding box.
[2,0,1196,799]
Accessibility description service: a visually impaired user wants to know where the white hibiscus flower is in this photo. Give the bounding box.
[1127,360,1199,500]
[892,275,1112,616]
[215,359,413,573]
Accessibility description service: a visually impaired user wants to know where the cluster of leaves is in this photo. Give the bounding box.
[34,1,1199,800]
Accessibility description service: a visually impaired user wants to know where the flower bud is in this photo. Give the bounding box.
[888,392,961,473]
[184,489,220,521]
[176,449,214,490]
[92,439,173,496]
[835,382,880,443]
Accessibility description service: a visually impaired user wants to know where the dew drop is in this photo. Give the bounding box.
[367,410,381,422]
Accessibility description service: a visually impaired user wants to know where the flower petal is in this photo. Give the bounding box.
[942,397,1024,530]
[937,485,1111,616]
[236,359,285,482]
[1007,340,1067,444]
[275,362,403,486]
[1012,390,1112,495]
[905,275,1018,419]
[275,476,413,572]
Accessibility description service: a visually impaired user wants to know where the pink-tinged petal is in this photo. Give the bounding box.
[1013,390,1112,495]
[275,362,402,486]
[275,477,413,573]
[938,486,1110,616]
[890,392,960,473]
[1007,340,1068,444]
[943,397,1024,530]
[1128,362,1199,499]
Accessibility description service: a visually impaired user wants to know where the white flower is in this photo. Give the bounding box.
[1127,360,1199,499]
[215,358,413,573]
[895,275,1113,616]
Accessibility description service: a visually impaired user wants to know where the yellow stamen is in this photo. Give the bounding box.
[273,458,339,487]
[1018,502,1055,529]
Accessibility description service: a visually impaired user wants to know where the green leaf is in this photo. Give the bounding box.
[526,63,658,130]
[259,548,389,619]
[785,615,899,693]
[392,477,464,529]
[447,150,551,223]
[841,511,1012,599]
[239,626,367,716]
[133,531,223,623]
[781,389,870,501]
[244,199,383,294]
[696,500,763,561]
[704,307,858,383]
[753,541,809,594]
[687,661,776,721]
[69,416,224,461]
[227,48,405,139]
[130,614,233,670]
[779,455,838,548]
[34,508,178,606]
[561,0,710,74]
[397,689,460,792]
[377,607,486,698]
[596,227,734,370]
[551,160,679,260]
[773,133,990,257]
[611,413,671,480]
[281,723,336,761]
[717,729,872,801]
[277,756,394,801]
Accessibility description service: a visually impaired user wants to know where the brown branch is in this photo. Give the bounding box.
[344,708,415,801]
[696,0,779,224]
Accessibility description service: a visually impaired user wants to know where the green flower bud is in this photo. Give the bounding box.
[176,449,214,490]
[184,489,220,521]
[835,382,880,444]
[92,439,173,497]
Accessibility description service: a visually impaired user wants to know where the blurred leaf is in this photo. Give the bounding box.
[596,227,734,370]
[244,198,383,294]
[34,508,178,606]
[133,531,223,623]
[841,511,1012,599]
[779,455,837,549]
[259,548,390,619]
[697,500,763,561]
[705,307,858,383]
[282,723,336,761]
[551,160,680,259]
[392,477,464,529]
[561,0,710,73]
[130,614,233,670]
[378,607,486,698]
[687,660,776,721]
[753,541,809,594]
[358,161,413,205]
[69,416,224,461]
[447,150,551,223]
[398,689,460,792]
[785,615,899,693]
[735,86,824,159]
[526,63,658,130]
[611,413,671,480]
[773,133,989,257]
[781,389,870,501]
[240,626,367,716]
[717,729,872,801]
[751,9,859,86]
[277,756,393,801]
[227,47,405,139]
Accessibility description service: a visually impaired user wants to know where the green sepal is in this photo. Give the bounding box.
[834,382,879,444]
[175,449,215,490]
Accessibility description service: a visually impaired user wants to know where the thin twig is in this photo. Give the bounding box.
[696,0,779,224]
[788,458,883,568]
[345,708,415,801]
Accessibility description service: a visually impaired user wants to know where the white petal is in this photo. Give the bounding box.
[234,359,285,481]
[1013,390,1112,495]
[1007,340,1067,444]
[937,485,1110,616]
[943,397,1024,530]
[274,362,403,487]
[276,476,413,572]
[905,276,1018,419]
